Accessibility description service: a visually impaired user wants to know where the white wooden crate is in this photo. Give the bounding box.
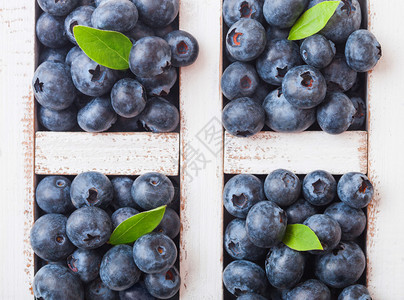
[0,0,402,299]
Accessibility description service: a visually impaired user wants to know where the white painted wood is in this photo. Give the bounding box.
[0,0,36,298]
[366,0,404,298]
[179,0,224,299]
[225,131,368,175]
[35,132,180,176]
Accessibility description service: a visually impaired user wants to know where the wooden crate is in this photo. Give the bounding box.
[0,0,402,299]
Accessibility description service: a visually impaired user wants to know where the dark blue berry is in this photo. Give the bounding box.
[300,34,336,69]
[92,0,138,32]
[65,6,95,44]
[263,0,309,28]
[100,245,141,291]
[221,62,260,100]
[349,96,366,130]
[337,172,374,209]
[39,47,70,64]
[137,67,177,97]
[338,284,371,300]
[124,20,155,41]
[86,277,118,300]
[144,266,181,299]
[286,198,318,224]
[35,176,74,214]
[302,170,337,206]
[226,19,266,62]
[251,81,271,105]
[266,26,289,41]
[70,171,113,208]
[39,105,77,131]
[36,12,69,48]
[111,78,147,118]
[78,96,117,132]
[119,282,156,300]
[111,176,138,209]
[164,30,199,67]
[132,0,179,28]
[111,115,141,132]
[322,55,357,93]
[223,0,264,27]
[317,92,356,134]
[37,0,79,16]
[222,97,265,137]
[223,174,265,218]
[67,206,112,250]
[65,46,82,66]
[246,201,287,248]
[285,279,331,300]
[111,207,139,229]
[315,241,366,288]
[154,208,180,239]
[67,248,102,283]
[138,97,179,133]
[30,214,75,262]
[264,169,301,207]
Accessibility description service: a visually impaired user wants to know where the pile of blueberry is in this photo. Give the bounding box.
[30,171,181,299]
[221,0,381,137]
[223,169,374,299]
[33,0,198,133]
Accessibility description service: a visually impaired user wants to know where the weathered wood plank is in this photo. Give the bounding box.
[0,0,36,298]
[225,131,368,175]
[35,132,180,176]
[179,0,224,298]
[367,0,404,298]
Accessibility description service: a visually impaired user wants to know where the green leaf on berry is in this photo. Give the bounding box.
[288,1,340,41]
[73,25,132,70]
[282,224,323,251]
[109,205,166,245]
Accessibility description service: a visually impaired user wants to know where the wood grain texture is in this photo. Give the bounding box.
[367,0,404,298]
[0,0,36,298]
[225,131,368,175]
[35,132,179,175]
[179,0,224,299]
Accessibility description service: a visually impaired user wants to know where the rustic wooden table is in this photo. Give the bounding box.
[0,0,402,299]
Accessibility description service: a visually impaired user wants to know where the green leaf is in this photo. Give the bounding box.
[109,205,166,245]
[73,25,132,70]
[288,1,340,41]
[282,224,323,251]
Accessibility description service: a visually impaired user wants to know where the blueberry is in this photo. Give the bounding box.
[304,214,341,253]
[263,0,309,28]
[223,174,265,218]
[246,201,287,248]
[317,92,356,134]
[263,88,316,133]
[70,171,113,208]
[283,65,327,109]
[338,172,374,209]
[79,0,96,6]
[338,284,371,300]
[86,277,118,300]
[322,55,357,92]
[315,241,366,288]
[164,30,199,67]
[226,19,266,62]
[349,96,366,130]
[39,47,70,64]
[67,248,102,283]
[36,12,69,48]
[65,46,83,66]
[223,0,264,27]
[264,169,301,207]
[111,207,139,229]
[133,233,177,274]
[325,202,366,240]
[124,20,155,41]
[65,6,95,45]
[286,198,318,224]
[154,208,181,239]
[71,51,119,97]
[144,266,181,299]
[67,206,112,249]
[30,214,75,262]
[224,219,267,261]
[154,21,178,38]
[111,115,141,132]
[110,177,138,209]
[39,105,78,131]
[110,78,147,118]
[100,245,141,291]
[221,62,260,101]
[132,0,179,28]
[34,264,84,300]
[251,81,271,105]
[285,279,331,300]
[345,29,382,72]
[265,244,305,289]
[223,260,268,296]
[129,37,172,78]
[37,0,78,16]
[309,0,362,43]
[35,176,74,214]
[302,170,337,206]
[78,96,117,132]
[92,0,138,32]
[119,282,156,300]
[137,67,177,97]
[300,34,336,69]
[237,294,268,300]
[256,39,302,86]
[266,26,290,41]
[222,97,265,137]
[138,97,179,133]
[33,61,77,111]
[131,172,175,210]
